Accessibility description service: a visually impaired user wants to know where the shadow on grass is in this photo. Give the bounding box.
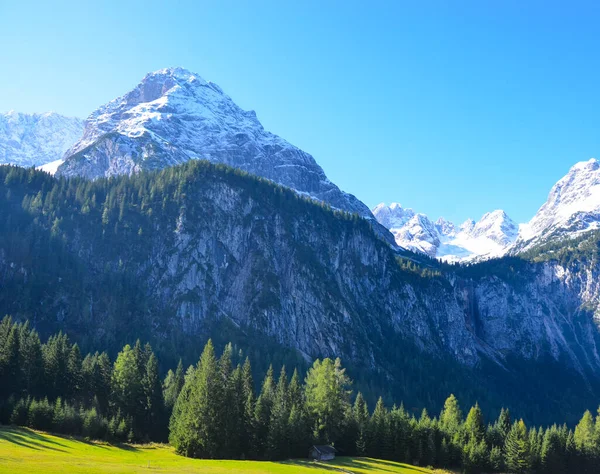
[283,457,432,473]
[0,425,140,453]
[361,457,430,472]
[0,427,67,452]
[281,459,349,472]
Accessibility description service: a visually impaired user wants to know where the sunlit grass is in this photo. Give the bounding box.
[0,425,442,473]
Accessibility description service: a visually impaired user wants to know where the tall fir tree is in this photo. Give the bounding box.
[505,420,531,474]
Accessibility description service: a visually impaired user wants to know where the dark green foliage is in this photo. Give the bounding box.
[0,162,598,430]
[3,319,600,473]
[163,359,184,414]
[0,316,167,442]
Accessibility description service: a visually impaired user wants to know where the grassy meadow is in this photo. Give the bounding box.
[0,425,445,474]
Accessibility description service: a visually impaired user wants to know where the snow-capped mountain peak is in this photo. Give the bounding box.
[470,209,518,245]
[0,111,84,167]
[372,202,416,229]
[57,66,380,224]
[514,158,600,250]
[373,203,518,262]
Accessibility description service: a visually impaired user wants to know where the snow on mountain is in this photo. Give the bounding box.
[39,159,65,175]
[57,67,375,220]
[373,204,518,262]
[0,111,83,167]
[513,158,600,251]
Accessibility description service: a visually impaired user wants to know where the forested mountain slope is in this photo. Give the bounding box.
[1,162,600,424]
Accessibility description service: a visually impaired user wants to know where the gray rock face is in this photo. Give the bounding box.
[50,166,600,375]
[58,67,373,219]
[0,111,83,167]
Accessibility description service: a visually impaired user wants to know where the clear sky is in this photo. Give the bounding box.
[1,0,599,224]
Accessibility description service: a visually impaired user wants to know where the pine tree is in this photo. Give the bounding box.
[489,445,504,472]
[440,394,462,435]
[287,369,308,459]
[462,437,488,474]
[67,343,83,400]
[497,408,512,444]
[17,322,44,397]
[574,409,598,472]
[266,366,290,460]
[163,359,184,413]
[505,420,531,474]
[465,403,485,442]
[368,397,389,459]
[241,357,255,459]
[541,426,566,474]
[169,340,223,458]
[143,352,166,441]
[304,358,351,445]
[253,365,275,459]
[0,322,20,398]
[353,393,369,456]
[111,344,143,437]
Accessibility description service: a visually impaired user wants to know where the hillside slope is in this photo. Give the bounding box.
[1,163,600,423]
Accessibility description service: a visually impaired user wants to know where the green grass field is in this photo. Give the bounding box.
[0,425,441,474]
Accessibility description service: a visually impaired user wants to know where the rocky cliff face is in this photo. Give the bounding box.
[2,163,600,395]
[0,111,83,167]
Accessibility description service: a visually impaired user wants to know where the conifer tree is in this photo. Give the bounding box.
[17,322,44,397]
[253,365,275,458]
[0,322,20,398]
[541,426,566,474]
[143,352,166,441]
[287,369,309,458]
[497,408,512,444]
[304,358,351,444]
[169,339,223,458]
[465,403,485,442]
[241,357,255,459]
[505,420,531,474]
[163,359,185,413]
[368,397,389,459]
[267,366,290,460]
[439,394,462,435]
[111,344,143,436]
[67,343,82,400]
[353,393,369,456]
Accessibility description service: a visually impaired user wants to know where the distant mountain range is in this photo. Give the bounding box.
[373,158,600,262]
[372,204,518,262]
[0,111,83,167]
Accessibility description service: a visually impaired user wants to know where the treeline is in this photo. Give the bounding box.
[3,318,600,473]
[170,340,600,474]
[0,316,175,442]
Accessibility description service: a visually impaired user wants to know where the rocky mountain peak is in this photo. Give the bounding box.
[514,158,600,251]
[470,210,518,245]
[57,67,384,231]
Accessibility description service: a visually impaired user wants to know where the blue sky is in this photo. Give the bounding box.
[1,0,599,224]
